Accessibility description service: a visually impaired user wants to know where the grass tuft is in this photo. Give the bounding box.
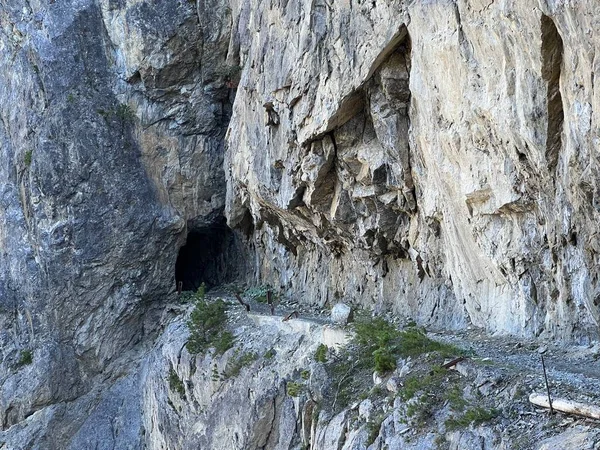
[315,343,328,363]
[24,150,33,167]
[168,368,185,399]
[17,349,33,367]
[366,414,385,446]
[223,351,257,378]
[243,285,277,303]
[445,407,499,430]
[286,382,303,397]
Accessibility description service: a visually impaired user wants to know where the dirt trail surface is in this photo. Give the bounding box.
[434,328,600,404]
[213,286,600,407]
[197,288,600,448]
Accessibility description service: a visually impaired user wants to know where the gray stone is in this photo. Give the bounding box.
[331,303,353,325]
[386,377,400,394]
[373,371,384,385]
[358,399,373,422]
[536,427,599,450]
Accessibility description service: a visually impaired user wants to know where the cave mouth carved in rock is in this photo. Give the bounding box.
[175,220,239,291]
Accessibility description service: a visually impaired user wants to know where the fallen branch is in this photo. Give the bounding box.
[442,356,465,369]
[234,293,250,312]
[282,311,299,322]
[529,393,600,420]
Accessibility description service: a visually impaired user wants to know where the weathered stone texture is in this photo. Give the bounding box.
[0,0,237,442]
[1,0,600,447]
[226,0,600,342]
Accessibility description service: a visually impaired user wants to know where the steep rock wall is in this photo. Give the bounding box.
[0,0,240,436]
[226,0,600,343]
[1,0,600,447]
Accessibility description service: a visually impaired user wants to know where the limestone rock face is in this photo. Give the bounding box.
[0,0,237,438]
[1,0,600,447]
[225,0,600,343]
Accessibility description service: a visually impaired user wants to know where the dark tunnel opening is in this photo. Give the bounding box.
[175,222,239,291]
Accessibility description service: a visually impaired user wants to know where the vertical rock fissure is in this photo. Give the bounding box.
[541,14,564,174]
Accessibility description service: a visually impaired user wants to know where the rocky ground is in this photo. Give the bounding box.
[154,286,600,450]
[2,283,599,449]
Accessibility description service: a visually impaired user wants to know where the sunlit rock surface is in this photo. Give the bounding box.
[1,0,600,448]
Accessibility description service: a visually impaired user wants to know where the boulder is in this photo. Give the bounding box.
[331,303,353,326]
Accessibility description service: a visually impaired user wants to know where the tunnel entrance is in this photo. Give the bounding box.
[175,222,239,291]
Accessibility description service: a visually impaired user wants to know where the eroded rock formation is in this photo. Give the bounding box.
[1,0,599,448]
[226,0,600,342]
[0,0,241,442]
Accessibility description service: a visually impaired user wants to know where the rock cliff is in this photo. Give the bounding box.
[226,0,600,343]
[0,0,599,448]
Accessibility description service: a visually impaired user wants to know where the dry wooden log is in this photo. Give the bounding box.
[234,293,250,312]
[282,311,299,322]
[529,393,600,420]
[442,356,465,369]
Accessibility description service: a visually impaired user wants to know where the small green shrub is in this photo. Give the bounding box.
[186,298,234,355]
[264,348,276,359]
[179,291,196,303]
[115,103,135,121]
[17,350,33,367]
[213,331,236,355]
[180,283,206,304]
[445,407,499,430]
[286,382,303,397]
[366,415,385,446]
[399,366,451,428]
[301,370,310,380]
[396,328,460,358]
[399,366,476,430]
[314,344,328,363]
[168,369,185,399]
[97,104,135,123]
[352,317,402,374]
[354,318,462,373]
[24,150,33,167]
[373,347,396,373]
[224,351,257,378]
[445,385,467,411]
[211,364,222,382]
[323,317,463,414]
[354,317,400,349]
[244,285,271,303]
[196,283,206,300]
[399,366,447,402]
